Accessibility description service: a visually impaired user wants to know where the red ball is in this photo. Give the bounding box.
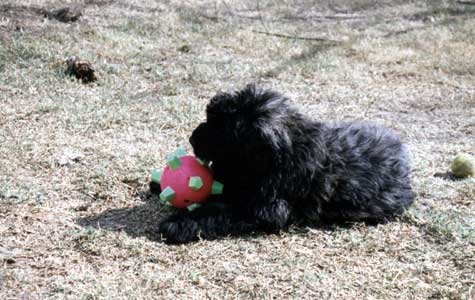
[160,156,213,208]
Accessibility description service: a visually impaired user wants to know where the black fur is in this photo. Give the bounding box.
[153,84,414,244]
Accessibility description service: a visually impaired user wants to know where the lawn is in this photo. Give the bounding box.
[1,0,474,299]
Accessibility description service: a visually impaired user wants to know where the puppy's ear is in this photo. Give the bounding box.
[207,92,237,116]
[242,122,291,173]
[259,121,292,153]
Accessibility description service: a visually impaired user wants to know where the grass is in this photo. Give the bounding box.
[1,0,474,299]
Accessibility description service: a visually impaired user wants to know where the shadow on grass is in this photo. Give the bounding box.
[74,190,332,243]
[76,191,170,241]
[433,171,465,181]
[76,191,392,244]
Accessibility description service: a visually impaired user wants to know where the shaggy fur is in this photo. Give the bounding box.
[151,84,414,244]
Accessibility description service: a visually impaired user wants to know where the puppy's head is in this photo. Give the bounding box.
[189,84,292,170]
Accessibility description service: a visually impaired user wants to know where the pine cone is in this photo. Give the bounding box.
[66,56,98,83]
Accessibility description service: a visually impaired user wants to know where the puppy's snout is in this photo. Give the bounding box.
[189,135,196,148]
[189,122,207,148]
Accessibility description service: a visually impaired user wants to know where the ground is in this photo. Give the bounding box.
[0,0,474,299]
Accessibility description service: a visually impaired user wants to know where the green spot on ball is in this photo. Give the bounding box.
[196,157,209,167]
[160,186,176,202]
[175,148,186,157]
[167,154,181,170]
[211,181,224,195]
[187,203,202,211]
[151,170,162,183]
[189,176,204,190]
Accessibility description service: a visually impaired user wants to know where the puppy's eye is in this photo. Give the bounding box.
[207,112,217,120]
[207,114,224,125]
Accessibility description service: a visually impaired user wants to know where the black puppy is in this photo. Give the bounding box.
[152,84,414,244]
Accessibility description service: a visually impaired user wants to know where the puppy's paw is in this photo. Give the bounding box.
[158,218,199,244]
[254,198,291,232]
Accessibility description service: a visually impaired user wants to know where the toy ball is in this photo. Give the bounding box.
[151,148,223,210]
[451,153,475,178]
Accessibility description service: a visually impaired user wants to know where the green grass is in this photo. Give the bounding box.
[1,0,474,299]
